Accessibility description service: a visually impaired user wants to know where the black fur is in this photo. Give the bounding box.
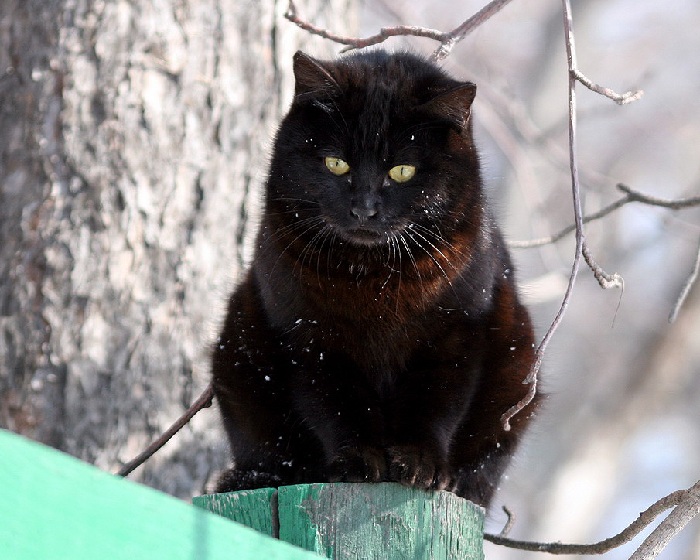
[211,50,539,507]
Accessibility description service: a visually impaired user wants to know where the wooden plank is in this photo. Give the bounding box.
[194,487,278,537]
[0,429,321,560]
[195,483,485,560]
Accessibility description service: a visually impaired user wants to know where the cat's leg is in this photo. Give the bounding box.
[214,379,322,492]
[449,386,539,507]
[384,359,479,492]
[212,278,322,492]
[448,280,540,507]
[289,351,390,483]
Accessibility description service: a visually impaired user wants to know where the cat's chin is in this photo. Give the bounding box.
[340,227,388,248]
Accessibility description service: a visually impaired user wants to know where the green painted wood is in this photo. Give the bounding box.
[193,487,278,537]
[0,429,321,560]
[280,483,485,560]
[195,483,485,560]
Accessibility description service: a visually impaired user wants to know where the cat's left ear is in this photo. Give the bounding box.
[421,83,477,132]
[293,51,340,101]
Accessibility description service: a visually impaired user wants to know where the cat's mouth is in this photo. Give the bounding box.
[341,227,387,247]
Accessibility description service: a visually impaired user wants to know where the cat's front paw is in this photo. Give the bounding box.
[328,446,387,483]
[214,467,283,493]
[387,445,453,491]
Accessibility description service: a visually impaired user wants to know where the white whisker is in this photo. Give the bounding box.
[268,217,326,278]
[408,224,459,273]
[398,233,422,285]
[405,229,452,285]
[412,223,466,260]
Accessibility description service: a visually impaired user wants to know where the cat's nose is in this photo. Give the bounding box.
[350,202,378,223]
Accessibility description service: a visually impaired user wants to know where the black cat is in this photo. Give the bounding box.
[211,50,538,507]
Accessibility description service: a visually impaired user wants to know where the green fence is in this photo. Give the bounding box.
[0,429,484,559]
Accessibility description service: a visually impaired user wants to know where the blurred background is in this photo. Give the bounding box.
[1,0,698,558]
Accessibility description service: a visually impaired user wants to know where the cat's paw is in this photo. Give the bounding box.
[387,445,453,491]
[450,467,496,506]
[214,467,283,493]
[328,446,387,483]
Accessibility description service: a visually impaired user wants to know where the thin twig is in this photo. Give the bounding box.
[510,184,700,249]
[669,237,700,323]
[485,485,692,554]
[618,182,700,209]
[509,195,629,248]
[573,69,643,105]
[430,0,516,60]
[285,0,445,48]
[284,0,516,61]
[499,506,517,537]
[583,242,624,290]
[117,382,215,477]
[501,0,584,431]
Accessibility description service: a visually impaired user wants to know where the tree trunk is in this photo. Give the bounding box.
[0,0,355,498]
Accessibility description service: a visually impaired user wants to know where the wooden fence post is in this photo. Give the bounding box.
[194,483,485,560]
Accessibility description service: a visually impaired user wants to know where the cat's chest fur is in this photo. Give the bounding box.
[256,258,431,376]
[254,231,492,384]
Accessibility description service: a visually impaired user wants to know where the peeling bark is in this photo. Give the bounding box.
[0,0,355,498]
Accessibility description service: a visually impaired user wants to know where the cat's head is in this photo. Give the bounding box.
[267,50,482,249]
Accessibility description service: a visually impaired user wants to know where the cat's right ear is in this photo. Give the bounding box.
[420,83,477,132]
[293,51,340,101]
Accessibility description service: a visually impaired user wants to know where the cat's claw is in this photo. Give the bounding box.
[328,446,387,483]
[387,445,453,491]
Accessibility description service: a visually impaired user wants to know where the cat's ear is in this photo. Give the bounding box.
[421,83,477,131]
[293,51,340,101]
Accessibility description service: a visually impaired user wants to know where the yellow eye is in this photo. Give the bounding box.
[388,165,416,183]
[325,156,350,176]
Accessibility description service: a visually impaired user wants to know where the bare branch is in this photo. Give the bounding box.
[629,480,700,560]
[618,182,700,209]
[431,0,516,60]
[499,506,517,537]
[501,380,538,432]
[117,382,215,477]
[510,184,700,249]
[284,0,516,60]
[573,69,643,105]
[510,196,627,248]
[285,0,445,49]
[669,238,700,323]
[583,242,624,290]
[501,0,584,431]
[485,484,694,554]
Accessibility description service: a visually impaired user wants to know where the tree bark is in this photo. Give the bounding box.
[0,0,355,498]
